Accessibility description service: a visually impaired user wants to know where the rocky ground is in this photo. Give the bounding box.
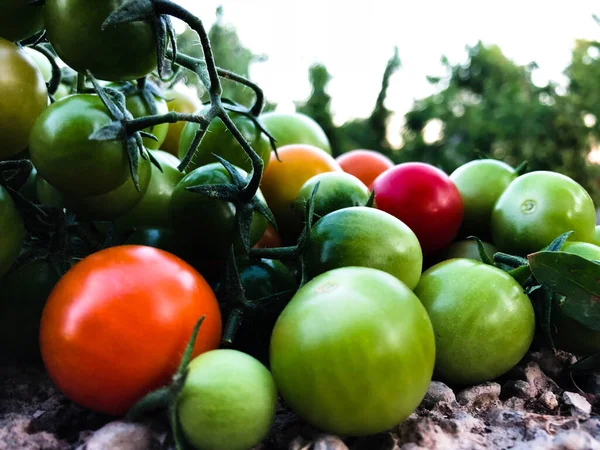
[1,350,599,450]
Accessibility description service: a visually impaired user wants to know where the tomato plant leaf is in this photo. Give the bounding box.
[466,236,494,265]
[570,352,600,372]
[494,252,528,269]
[126,386,171,421]
[545,231,573,252]
[528,251,600,331]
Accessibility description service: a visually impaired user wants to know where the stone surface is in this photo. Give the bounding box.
[562,392,592,416]
[421,382,456,409]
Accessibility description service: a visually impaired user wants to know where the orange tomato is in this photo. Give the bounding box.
[253,223,283,249]
[261,144,342,235]
[40,245,222,416]
[162,84,202,157]
[336,150,394,190]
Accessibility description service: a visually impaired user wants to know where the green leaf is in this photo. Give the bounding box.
[466,236,493,265]
[545,231,573,252]
[528,251,600,331]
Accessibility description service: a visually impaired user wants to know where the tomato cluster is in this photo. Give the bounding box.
[1,1,600,448]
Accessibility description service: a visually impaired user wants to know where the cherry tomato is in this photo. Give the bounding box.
[23,47,53,83]
[169,162,268,260]
[261,144,341,236]
[253,224,283,249]
[44,0,157,81]
[0,38,47,159]
[450,159,517,240]
[0,185,25,278]
[336,149,394,190]
[178,350,277,450]
[116,150,184,230]
[491,171,596,255]
[36,176,66,208]
[592,225,600,247]
[179,111,272,174]
[271,267,435,436]
[304,207,422,289]
[0,1,44,42]
[415,259,535,385]
[373,163,464,256]
[162,84,202,157]
[260,111,332,154]
[30,94,150,197]
[40,245,222,415]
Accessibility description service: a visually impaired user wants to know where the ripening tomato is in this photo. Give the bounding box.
[253,224,283,249]
[0,38,48,159]
[336,150,394,190]
[373,163,464,256]
[162,84,202,157]
[260,111,332,154]
[261,144,342,236]
[0,1,44,42]
[23,47,53,83]
[40,246,222,415]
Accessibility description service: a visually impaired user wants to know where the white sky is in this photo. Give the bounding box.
[176,0,600,138]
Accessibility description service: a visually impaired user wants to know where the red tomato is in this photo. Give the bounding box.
[253,224,283,249]
[336,150,394,190]
[39,246,222,416]
[373,163,463,255]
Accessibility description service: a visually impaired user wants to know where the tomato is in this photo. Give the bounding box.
[30,94,150,197]
[0,260,63,363]
[551,241,600,355]
[179,111,272,174]
[450,159,517,240]
[44,0,157,81]
[261,144,342,236]
[40,246,222,415]
[593,225,600,247]
[0,1,44,41]
[116,150,183,230]
[162,84,202,157]
[415,259,535,386]
[178,350,277,450]
[336,150,394,190]
[0,186,25,278]
[36,176,66,208]
[444,240,498,262]
[169,162,268,260]
[293,172,369,230]
[270,267,435,436]
[53,83,72,101]
[253,224,283,249]
[23,47,53,83]
[0,38,47,159]
[260,111,332,154]
[304,207,422,289]
[373,163,463,255]
[491,171,596,255]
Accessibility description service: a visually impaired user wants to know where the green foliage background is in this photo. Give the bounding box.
[179,9,600,203]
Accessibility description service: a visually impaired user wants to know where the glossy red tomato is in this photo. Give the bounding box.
[39,246,222,416]
[373,163,463,255]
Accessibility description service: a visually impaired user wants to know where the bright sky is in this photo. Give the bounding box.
[176,0,600,138]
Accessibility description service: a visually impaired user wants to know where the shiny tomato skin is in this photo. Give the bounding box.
[162,85,202,157]
[491,171,596,255]
[373,163,464,256]
[39,246,222,415]
[270,267,435,436]
[592,225,600,247]
[44,0,157,81]
[260,111,332,154]
[122,88,169,150]
[0,38,48,158]
[0,1,44,41]
[336,150,394,190]
[415,259,535,386]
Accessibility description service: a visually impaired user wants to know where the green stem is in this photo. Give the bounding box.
[222,308,243,346]
[127,111,209,132]
[250,246,299,261]
[76,73,85,94]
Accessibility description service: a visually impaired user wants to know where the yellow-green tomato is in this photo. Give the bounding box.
[177,349,277,450]
[260,111,332,154]
[270,267,435,436]
[23,47,52,83]
[415,259,535,386]
[591,225,600,247]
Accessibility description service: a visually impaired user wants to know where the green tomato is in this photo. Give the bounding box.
[304,206,422,289]
[36,176,66,208]
[0,1,44,42]
[122,86,169,150]
[30,94,143,197]
[415,259,535,386]
[0,259,63,363]
[53,83,71,101]
[179,111,272,174]
[23,47,52,83]
[550,241,600,355]
[116,150,183,230]
[491,171,596,255]
[260,111,331,154]
[444,240,498,262]
[44,0,157,81]
[591,225,600,247]
[270,267,435,436]
[169,162,268,260]
[177,349,278,450]
[450,159,516,239]
[0,186,25,277]
[293,172,369,229]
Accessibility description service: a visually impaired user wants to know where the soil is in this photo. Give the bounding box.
[1,349,599,450]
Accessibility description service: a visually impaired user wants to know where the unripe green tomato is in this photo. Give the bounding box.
[124,90,169,150]
[270,267,435,436]
[23,47,52,83]
[260,111,332,154]
[177,349,277,450]
[444,240,498,262]
[591,225,600,247]
[415,259,535,386]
